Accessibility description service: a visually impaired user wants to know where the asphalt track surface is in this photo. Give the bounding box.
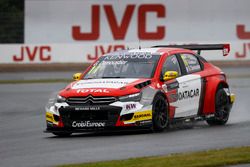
[0,68,250,167]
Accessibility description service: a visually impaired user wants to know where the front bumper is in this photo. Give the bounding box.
[45,102,153,133]
[60,105,122,127]
[45,126,151,133]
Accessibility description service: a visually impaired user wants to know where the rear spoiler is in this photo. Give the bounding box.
[152,44,230,56]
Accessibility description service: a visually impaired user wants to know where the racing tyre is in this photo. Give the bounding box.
[206,88,230,126]
[52,132,72,137]
[152,95,169,131]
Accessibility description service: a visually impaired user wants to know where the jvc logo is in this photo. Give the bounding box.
[126,104,136,110]
[72,4,166,40]
[236,24,250,58]
[13,46,51,62]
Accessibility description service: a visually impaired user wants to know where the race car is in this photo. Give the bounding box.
[45,44,235,136]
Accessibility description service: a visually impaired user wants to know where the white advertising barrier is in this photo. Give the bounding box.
[0,42,249,64]
[25,0,250,43]
[1,0,249,64]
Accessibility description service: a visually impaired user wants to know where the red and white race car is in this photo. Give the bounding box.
[45,44,235,136]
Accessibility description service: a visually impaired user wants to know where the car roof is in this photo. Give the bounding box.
[105,47,195,56]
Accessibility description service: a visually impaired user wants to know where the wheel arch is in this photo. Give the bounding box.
[153,90,173,117]
[154,91,169,106]
[154,91,167,99]
[217,81,229,89]
[202,75,229,115]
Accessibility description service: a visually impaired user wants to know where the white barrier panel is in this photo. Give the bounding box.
[1,0,249,64]
[0,42,249,64]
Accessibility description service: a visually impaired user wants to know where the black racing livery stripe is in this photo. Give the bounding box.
[197,77,207,116]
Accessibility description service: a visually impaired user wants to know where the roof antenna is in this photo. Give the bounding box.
[139,39,141,50]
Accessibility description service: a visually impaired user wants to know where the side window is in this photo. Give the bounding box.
[161,55,181,76]
[180,54,201,73]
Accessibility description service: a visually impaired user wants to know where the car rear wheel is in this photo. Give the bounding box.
[206,88,230,125]
[52,132,72,137]
[152,95,169,131]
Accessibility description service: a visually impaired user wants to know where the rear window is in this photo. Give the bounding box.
[180,54,201,73]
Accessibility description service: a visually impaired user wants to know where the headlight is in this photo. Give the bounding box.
[56,95,66,103]
[46,94,65,110]
[119,93,142,102]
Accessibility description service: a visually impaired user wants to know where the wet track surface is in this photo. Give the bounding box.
[0,68,250,167]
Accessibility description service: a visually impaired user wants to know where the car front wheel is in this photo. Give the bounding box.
[152,95,169,131]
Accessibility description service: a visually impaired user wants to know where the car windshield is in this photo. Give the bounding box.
[84,52,160,79]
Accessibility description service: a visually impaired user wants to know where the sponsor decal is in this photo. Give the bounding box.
[124,110,152,122]
[75,80,130,85]
[71,79,138,89]
[104,52,152,60]
[13,45,51,62]
[134,113,151,119]
[75,106,100,111]
[72,4,165,41]
[102,60,127,65]
[72,121,105,128]
[126,103,136,110]
[76,89,110,93]
[178,88,199,100]
[46,112,57,123]
[235,42,250,58]
[46,113,53,121]
[86,45,126,61]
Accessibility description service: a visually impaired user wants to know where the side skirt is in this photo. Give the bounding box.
[170,114,215,126]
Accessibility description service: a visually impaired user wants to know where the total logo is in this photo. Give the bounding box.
[76,89,110,93]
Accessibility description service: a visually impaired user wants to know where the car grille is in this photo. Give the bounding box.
[66,96,117,105]
[69,110,109,120]
[59,106,122,127]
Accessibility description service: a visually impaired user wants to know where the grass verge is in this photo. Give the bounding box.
[58,146,250,167]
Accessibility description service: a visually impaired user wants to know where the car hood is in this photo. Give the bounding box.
[71,78,139,89]
[60,78,150,97]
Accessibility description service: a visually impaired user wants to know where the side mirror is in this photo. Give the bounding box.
[163,71,178,81]
[73,73,82,81]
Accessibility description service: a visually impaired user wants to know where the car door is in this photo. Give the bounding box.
[161,53,202,118]
[173,53,202,117]
[161,55,186,117]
